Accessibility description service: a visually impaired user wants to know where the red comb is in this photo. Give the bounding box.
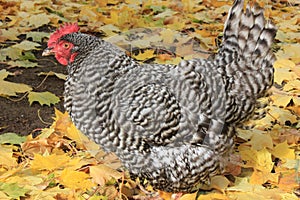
[48,23,80,47]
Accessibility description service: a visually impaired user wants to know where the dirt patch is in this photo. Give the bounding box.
[0,45,66,136]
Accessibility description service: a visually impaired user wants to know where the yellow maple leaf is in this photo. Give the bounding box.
[227,177,265,192]
[59,168,95,191]
[277,44,300,63]
[66,123,99,150]
[255,148,274,172]
[267,106,297,125]
[132,49,155,61]
[89,164,122,186]
[0,145,18,168]
[283,79,300,92]
[179,192,197,200]
[273,59,297,84]
[52,109,99,151]
[270,94,292,107]
[158,191,173,200]
[270,141,295,160]
[197,193,228,200]
[250,170,279,185]
[247,131,273,151]
[53,109,72,134]
[31,153,71,171]
[239,146,273,172]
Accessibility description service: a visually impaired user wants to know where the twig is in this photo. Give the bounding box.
[37,109,52,125]
[7,91,29,102]
[35,73,50,90]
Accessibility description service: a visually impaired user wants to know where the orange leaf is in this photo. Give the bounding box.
[250,170,279,185]
[277,170,299,193]
[53,109,72,134]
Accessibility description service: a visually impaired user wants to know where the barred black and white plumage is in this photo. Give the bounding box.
[43,0,277,193]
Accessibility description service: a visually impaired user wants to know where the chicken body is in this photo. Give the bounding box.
[45,0,277,192]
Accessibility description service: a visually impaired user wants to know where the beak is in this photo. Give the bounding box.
[42,47,54,56]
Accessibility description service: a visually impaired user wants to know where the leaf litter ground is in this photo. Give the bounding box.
[0,0,300,199]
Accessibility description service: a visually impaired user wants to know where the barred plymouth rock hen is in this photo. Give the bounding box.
[43,0,277,193]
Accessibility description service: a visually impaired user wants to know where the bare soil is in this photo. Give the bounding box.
[0,42,66,136]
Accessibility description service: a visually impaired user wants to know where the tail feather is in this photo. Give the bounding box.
[218,0,277,80]
[220,0,277,65]
[222,0,244,52]
[243,3,266,57]
[215,0,277,123]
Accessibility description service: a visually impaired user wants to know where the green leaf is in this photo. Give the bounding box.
[26,32,49,43]
[0,133,26,144]
[0,69,32,97]
[0,69,12,80]
[0,47,23,61]
[27,13,51,28]
[7,60,38,68]
[20,51,37,61]
[28,91,60,106]
[11,40,40,51]
[0,28,20,41]
[0,182,29,199]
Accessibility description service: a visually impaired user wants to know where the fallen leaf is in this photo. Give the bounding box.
[0,28,20,42]
[27,13,51,28]
[99,24,120,37]
[270,141,295,160]
[210,175,230,191]
[11,40,41,51]
[276,44,300,63]
[0,133,26,144]
[0,145,18,168]
[66,123,97,150]
[239,146,273,172]
[89,164,122,186]
[247,131,273,151]
[7,60,38,68]
[26,32,49,43]
[0,182,29,199]
[59,168,95,191]
[197,193,228,200]
[31,153,71,171]
[180,192,197,200]
[0,69,32,97]
[250,170,279,185]
[28,91,60,106]
[132,49,155,61]
[277,170,299,193]
[0,47,23,61]
[53,109,72,134]
[271,94,292,107]
[227,177,265,192]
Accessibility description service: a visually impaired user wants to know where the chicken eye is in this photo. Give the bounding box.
[63,43,70,49]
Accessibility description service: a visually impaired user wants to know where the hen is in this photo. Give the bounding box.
[43,0,277,193]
